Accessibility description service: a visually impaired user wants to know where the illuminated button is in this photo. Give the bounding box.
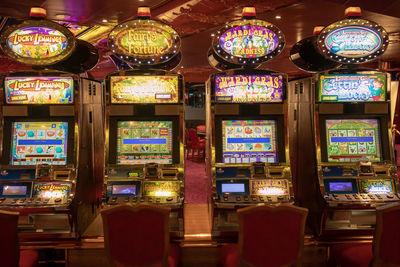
[361,195,368,199]
[387,193,394,199]
[353,194,359,199]
[54,198,62,203]
[244,196,249,201]
[156,198,161,203]
[124,197,129,202]
[148,198,153,203]
[375,194,382,199]
[236,196,241,201]
[258,196,264,201]
[166,197,173,202]
[332,194,338,198]
[12,199,17,203]
[140,197,145,202]
[132,197,137,202]
[223,196,228,201]
[277,196,284,201]
[251,197,257,201]
[368,194,375,200]
[267,197,273,202]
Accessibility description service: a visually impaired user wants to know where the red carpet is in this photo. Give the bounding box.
[184,160,210,204]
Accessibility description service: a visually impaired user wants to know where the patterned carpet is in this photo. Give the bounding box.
[184,159,211,204]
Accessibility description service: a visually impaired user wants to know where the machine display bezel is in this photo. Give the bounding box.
[108,117,180,165]
[107,181,141,197]
[1,118,75,166]
[324,178,358,194]
[319,116,389,163]
[215,116,286,164]
[216,179,250,196]
[0,182,32,198]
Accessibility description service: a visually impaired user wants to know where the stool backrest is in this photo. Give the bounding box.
[373,203,400,266]
[0,210,20,267]
[238,204,308,267]
[101,204,170,266]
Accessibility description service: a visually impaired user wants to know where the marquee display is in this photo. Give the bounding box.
[108,19,180,65]
[317,19,389,63]
[0,20,76,65]
[212,19,285,65]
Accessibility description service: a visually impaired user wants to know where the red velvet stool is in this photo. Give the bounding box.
[329,203,400,267]
[220,204,308,267]
[101,204,180,267]
[0,210,39,267]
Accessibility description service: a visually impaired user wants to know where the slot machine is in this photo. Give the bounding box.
[103,7,184,236]
[206,7,293,239]
[0,8,102,239]
[293,7,399,239]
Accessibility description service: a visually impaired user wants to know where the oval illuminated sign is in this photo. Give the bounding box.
[108,20,180,65]
[0,19,76,65]
[212,19,285,65]
[317,19,389,64]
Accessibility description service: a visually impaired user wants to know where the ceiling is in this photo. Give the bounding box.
[0,0,399,82]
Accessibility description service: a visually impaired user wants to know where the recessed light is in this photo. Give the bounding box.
[102,19,108,23]
[275,15,281,19]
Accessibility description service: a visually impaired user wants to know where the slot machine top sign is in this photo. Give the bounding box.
[0,8,76,66]
[211,7,285,65]
[108,7,180,66]
[317,7,389,64]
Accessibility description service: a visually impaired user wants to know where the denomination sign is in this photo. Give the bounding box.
[319,74,386,102]
[212,19,285,65]
[5,76,74,104]
[215,74,283,103]
[108,20,180,65]
[317,19,389,63]
[0,20,75,65]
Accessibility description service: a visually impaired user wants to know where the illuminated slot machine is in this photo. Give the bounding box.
[103,7,184,236]
[0,8,102,239]
[305,7,399,239]
[205,7,293,239]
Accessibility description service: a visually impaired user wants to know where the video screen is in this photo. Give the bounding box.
[2,185,27,196]
[10,122,68,165]
[215,74,283,103]
[329,182,353,192]
[116,121,173,164]
[222,120,278,164]
[221,183,245,193]
[4,76,74,104]
[251,179,289,196]
[110,75,179,104]
[112,185,136,195]
[325,119,381,162]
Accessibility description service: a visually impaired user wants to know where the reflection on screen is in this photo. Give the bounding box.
[221,183,245,193]
[10,122,68,165]
[116,121,173,164]
[329,182,353,192]
[3,185,27,196]
[325,119,382,162]
[112,185,136,195]
[222,120,278,164]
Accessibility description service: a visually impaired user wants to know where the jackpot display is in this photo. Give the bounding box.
[319,74,386,102]
[10,122,68,165]
[110,75,178,104]
[116,121,173,164]
[5,76,74,104]
[325,119,382,162]
[222,120,278,164]
[215,74,283,103]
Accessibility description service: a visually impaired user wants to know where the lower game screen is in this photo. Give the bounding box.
[116,121,173,164]
[10,122,68,165]
[325,119,382,162]
[222,120,278,164]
